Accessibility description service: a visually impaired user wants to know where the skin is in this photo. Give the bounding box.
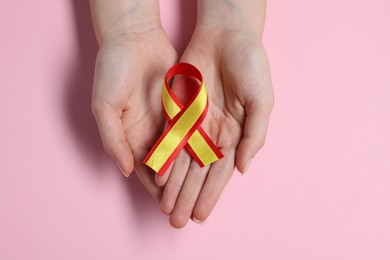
[90,0,178,201]
[90,0,274,228]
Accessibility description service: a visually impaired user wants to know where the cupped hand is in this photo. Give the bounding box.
[92,27,178,201]
[156,26,274,227]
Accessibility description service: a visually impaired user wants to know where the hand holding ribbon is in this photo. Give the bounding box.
[158,27,274,228]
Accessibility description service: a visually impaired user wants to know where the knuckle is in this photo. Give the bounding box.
[179,192,196,205]
[91,99,112,119]
[188,163,208,180]
[91,100,103,118]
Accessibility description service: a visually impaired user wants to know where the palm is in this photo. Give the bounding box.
[203,33,273,149]
[92,27,178,201]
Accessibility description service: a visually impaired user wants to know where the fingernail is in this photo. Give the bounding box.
[117,161,130,177]
[243,158,253,175]
[192,217,206,224]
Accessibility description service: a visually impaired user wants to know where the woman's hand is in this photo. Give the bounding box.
[157,0,274,227]
[91,0,178,201]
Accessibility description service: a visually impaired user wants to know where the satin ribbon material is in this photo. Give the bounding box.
[143,63,223,176]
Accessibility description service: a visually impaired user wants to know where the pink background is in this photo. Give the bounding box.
[1,0,389,259]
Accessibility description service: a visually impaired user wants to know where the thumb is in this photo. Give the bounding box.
[235,101,271,174]
[92,102,134,177]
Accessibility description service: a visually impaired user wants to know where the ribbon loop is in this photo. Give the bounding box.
[143,63,223,175]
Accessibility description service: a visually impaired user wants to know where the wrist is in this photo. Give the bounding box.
[91,0,161,45]
[196,0,266,36]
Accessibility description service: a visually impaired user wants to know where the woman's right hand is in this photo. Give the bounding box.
[91,0,178,201]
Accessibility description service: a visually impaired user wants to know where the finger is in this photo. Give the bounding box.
[160,151,192,215]
[133,147,163,202]
[192,149,235,223]
[235,101,272,174]
[92,102,134,177]
[169,161,210,229]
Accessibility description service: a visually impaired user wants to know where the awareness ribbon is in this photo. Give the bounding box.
[143,63,223,176]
